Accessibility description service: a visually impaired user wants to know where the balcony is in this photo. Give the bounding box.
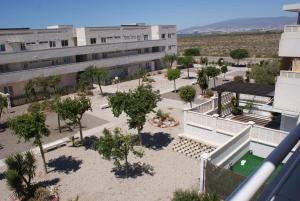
[0,52,165,85]
[0,39,176,65]
[280,70,300,79]
[279,25,300,57]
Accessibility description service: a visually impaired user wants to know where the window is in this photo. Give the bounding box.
[114,36,121,39]
[90,38,96,44]
[168,46,172,50]
[49,41,56,48]
[144,35,149,41]
[63,57,71,64]
[101,37,106,43]
[137,35,141,41]
[91,53,98,60]
[23,63,28,69]
[161,34,165,39]
[168,34,172,38]
[26,42,36,45]
[20,43,26,51]
[39,41,48,44]
[0,64,9,73]
[61,40,68,47]
[0,44,6,52]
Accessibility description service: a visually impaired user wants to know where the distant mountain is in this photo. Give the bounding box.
[178,16,297,35]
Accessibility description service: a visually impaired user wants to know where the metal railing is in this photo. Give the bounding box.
[284,25,300,33]
[280,70,300,79]
[226,123,300,201]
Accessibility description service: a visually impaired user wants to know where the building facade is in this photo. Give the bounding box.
[0,23,177,98]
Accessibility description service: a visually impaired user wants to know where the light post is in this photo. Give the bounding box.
[114,76,119,92]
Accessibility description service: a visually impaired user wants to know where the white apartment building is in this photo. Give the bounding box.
[0,23,177,100]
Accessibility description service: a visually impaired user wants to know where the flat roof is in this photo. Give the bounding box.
[212,81,275,97]
[283,3,300,12]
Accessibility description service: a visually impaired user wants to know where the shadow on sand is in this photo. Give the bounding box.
[141,132,173,150]
[112,162,155,179]
[47,156,82,174]
[37,178,60,188]
[0,172,5,181]
[83,135,99,150]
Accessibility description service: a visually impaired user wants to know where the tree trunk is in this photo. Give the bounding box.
[237,59,240,66]
[224,73,226,80]
[79,121,83,142]
[38,142,47,174]
[138,78,141,86]
[125,149,129,178]
[173,80,177,92]
[187,66,190,79]
[98,82,103,96]
[213,78,216,87]
[57,114,61,133]
[190,102,192,108]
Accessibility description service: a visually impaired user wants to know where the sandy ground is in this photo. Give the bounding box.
[0,105,199,201]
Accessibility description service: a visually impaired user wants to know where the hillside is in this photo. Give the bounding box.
[178,31,282,58]
[178,16,296,34]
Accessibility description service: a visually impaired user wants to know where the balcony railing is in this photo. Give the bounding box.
[226,123,300,201]
[280,70,300,79]
[284,25,300,33]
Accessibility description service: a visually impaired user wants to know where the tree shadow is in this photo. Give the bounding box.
[83,135,99,150]
[182,76,196,80]
[37,178,60,188]
[47,156,82,174]
[141,132,173,150]
[112,162,155,179]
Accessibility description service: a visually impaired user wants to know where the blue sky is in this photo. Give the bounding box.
[0,0,297,30]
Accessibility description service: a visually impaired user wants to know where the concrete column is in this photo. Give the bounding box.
[213,114,219,133]
[217,92,222,116]
[199,153,210,193]
[183,109,188,133]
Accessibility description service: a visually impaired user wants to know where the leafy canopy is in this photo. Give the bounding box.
[166,68,181,81]
[179,86,196,104]
[57,96,92,123]
[205,66,221,78]
[9,113,50,145]
[0,95,8,119]
[108,85,161,132]
[184,48,200,56]
[197,69,208,92]
[177,56,194,67]
[250,60,280,85]
[221,66,228,74]
[94,128,143,167]
[230,49,249,60]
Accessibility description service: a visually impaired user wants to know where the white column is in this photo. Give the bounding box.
[199,153,210,193]
[212,114,219,133]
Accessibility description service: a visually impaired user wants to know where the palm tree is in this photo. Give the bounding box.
[95,68,108,95]
[163,54,177,68]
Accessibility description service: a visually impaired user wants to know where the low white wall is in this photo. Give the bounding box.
[210,126,251,167]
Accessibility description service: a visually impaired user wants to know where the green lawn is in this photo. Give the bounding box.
[231,151,283,182]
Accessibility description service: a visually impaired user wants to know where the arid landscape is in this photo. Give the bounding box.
[178,31,282,58]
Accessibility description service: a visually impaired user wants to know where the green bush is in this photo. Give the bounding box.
[200,193,220,201]
[204,89,214,98]
[28,187,51,201]
[233,75,244,83]
[172,189,201,201]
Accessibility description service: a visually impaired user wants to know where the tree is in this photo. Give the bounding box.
[221,66,228,80]
[94,68,108,95]
[35,77,50,98]
[201,57,208,66]
[163,54,177,68]
[218,58,225,66]
[184,48,200,57]
[9,113,50,174]
[94,128,143,178]
[137,68,146,86]
[4,152,36,199]
[47,75,61,94]
[25,80,36,102]
[179,86,196,108]
[205,66,221,87]
[83,65,97,85]
[56,96,92,142]
[250,60,280,85]
[177,56,194,79]
[0,95,8,126]
[230,49,249,65]
[166,68,181,92]
[197,69,208,94]
[108,85,161,145]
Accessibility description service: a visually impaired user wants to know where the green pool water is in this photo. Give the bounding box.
[231,152,283,182]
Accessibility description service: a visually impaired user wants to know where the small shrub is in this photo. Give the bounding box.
[28,187,51,201]
[204,89,214,98]
[156,109,170,121]
[86,90,94,96]
[232,107,243,116]
[172,189,201,201]
[233,75,244,83]
[200,192,220,201]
